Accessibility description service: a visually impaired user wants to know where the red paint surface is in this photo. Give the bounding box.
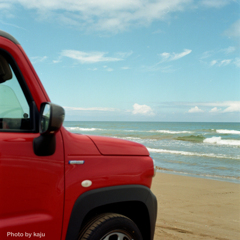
[0,132,64,239]
[88,135,150,156]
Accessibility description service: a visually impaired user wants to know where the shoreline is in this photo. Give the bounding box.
[151,172,240,240]
[156,167,240,184]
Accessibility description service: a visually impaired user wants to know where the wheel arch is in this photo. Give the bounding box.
[65,185,157,240]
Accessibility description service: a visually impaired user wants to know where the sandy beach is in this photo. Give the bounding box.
[151,173,240,240]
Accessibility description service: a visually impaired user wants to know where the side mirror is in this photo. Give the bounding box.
[40,102,65,135]
[34,102,65,156]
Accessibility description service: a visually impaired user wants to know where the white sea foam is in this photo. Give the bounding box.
[124,129,192,134]
[121,129,193,134]
[124,130,140,132]
[147,148,240,160]
[124,137,142,141]
[203,137,240,146]
[216,129,240,135]
[66,127,103,131]
[149,130,192,134]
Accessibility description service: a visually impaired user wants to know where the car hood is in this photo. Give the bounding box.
[88,135,149,156]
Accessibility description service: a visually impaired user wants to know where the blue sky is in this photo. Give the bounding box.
[1,0,240,122]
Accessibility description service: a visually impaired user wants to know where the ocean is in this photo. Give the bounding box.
[63,121,240,183]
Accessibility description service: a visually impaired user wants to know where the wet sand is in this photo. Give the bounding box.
[151,173,240,240]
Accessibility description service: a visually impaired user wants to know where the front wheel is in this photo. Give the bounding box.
[78,213,143,240]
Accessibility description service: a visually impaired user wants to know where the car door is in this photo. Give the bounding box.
[0,51,64,239]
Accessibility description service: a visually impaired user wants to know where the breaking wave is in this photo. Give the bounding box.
[203,137,240,146]
[123,129,193,134]
[216,129,240,135]
[147,148,240,160]
[149,130,192,134]
[65,127,103,131]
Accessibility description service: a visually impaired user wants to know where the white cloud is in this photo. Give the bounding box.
[0,2,12,10]
[64,106,117,111]
[189,101,240,113]
[61,50,122,64]
[209,58,239,67]
[0,19,27,30]
[2,0,236,33]
[143,64,176,73]
[222,102,240,113]
[210,60,217,66]
[188,106,204,113]
[121,66,130,70]
[2,0,193,32]
[116,51,133,58]
[204,102,240,113]
[132,103,154,115]
[53,59,61,64]
[160,52,171,59]
[201,51,214,59]
[30,56,48,63]
[234,58,240,68]
[201,46,238,67]
[224,19,240,39]
[219,59,232,66]
[209,107,221,113]
[221,46,236,54]
[172,49,192,60]
[159,49,192,62]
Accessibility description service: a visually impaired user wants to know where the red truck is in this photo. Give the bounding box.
[0,30,157,240]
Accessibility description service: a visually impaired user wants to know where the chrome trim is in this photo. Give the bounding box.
[68,160,85,165]
[152,158,157,177]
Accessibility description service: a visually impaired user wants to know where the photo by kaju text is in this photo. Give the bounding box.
[7,232,45,238]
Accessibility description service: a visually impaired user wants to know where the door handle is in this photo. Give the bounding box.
[68,160,85,165]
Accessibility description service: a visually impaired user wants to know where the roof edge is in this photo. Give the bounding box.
[0,30,20,45]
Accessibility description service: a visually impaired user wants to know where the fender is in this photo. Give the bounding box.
[65,185,157,240]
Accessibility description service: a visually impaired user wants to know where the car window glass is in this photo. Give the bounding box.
[0,55,31,130]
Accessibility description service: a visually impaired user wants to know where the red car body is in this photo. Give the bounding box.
[0,31,157,240]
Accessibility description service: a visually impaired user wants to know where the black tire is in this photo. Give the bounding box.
[78,213,143,240]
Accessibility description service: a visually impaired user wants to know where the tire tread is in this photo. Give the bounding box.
[79,213,137,240]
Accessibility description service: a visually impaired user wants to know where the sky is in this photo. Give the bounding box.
[0,0,240,122]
